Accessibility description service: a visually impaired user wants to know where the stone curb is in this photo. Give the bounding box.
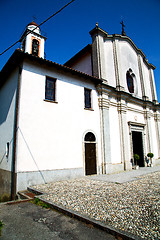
[28,187,142,240]
[0,198,31,206]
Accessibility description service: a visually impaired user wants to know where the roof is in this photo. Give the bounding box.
[64,44,92,67]
[0,49,102,88]
[27,21,39,27]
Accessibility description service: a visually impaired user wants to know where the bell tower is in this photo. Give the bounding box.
[20,21,46,58]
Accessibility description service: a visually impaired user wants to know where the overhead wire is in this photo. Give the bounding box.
[0,0,75,56]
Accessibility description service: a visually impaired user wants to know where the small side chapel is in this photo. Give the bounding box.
[0,21,160,198]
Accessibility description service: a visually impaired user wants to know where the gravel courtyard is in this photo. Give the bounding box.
[32,171,160,239]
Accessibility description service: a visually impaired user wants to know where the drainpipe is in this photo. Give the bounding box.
[11,65,22,200]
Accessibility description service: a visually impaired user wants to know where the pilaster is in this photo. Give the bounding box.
[90,25,107,80]
[97,86,111,174]
[154,112,160,156]
[149,69,159,104]
[112,39,124,91]
[137,55,149,100]
[117,99,132,170]
[144,108,152,153]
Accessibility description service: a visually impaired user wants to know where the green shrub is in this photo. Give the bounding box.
[147,153,154,158]
[31,198,50,209]
[134,154,140,160]
[134,154,140,165]
[0,221,4,236]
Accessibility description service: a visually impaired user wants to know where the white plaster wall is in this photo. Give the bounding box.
[28,25,41,35]
[118,41,142,98]
[109,106,121,163]
[68,52,92,76]
[0,69,19,171]
[16,61,102,173]
[25,34,32,54]
[103,40,116,87]
[127,110,144,124]
[127,102,144,111]
[127,103,145,124]
[40,38,45,58]
[142,63,152,100]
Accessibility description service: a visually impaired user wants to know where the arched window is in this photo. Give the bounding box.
[126,70,134,93]
[84,132,96,142]
[32,39,39,56]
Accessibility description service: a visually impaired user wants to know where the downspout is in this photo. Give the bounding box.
[11,65,22,200]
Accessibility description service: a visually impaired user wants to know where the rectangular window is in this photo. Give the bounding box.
[45,77,56,101]
[84,88,92,109]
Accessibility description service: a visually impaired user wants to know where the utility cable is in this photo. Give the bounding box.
[0,0,75,56]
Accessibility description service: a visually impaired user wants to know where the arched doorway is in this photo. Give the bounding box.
[84,132,97,175]
[132,131,144,167]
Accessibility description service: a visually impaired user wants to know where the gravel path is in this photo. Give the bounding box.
[33,171,160,240]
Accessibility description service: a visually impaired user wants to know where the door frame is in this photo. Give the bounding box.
[128,122,146,167]
[83,131,98,176]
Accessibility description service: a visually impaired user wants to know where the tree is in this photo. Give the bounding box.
[134,154,140,166]
[147,153,154,166]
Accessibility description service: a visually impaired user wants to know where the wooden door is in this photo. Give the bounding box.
[85,143,97,175]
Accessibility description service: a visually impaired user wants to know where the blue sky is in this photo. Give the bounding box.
[0,0,160,101]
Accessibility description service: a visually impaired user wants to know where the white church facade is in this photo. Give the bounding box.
[0,22,160,199]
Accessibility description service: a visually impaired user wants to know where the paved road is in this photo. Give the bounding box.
[0,201,116,240]
[88,165,160,183]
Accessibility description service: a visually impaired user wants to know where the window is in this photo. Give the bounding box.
[32,39,39,56]
[126,69,134,93]
[6,142,9,158]
[45,77,56,101]
[84,88,92,109]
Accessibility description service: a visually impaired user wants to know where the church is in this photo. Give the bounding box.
[0,21,160,199]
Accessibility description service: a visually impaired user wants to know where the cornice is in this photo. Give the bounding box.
[128,121,146,127]
[99,82,160,110]
[127,106,144,115]
[89,26,108,38]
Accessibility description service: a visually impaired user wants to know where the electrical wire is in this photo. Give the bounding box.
[0,0,75,56]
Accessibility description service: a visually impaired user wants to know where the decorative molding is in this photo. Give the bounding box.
[154,113,160,122]
[127,106,144,115]
[116,85,125,91]
[128,121,146,127]
[117,102,127,113]
[99,98,110,109]
[144,110,151,119]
